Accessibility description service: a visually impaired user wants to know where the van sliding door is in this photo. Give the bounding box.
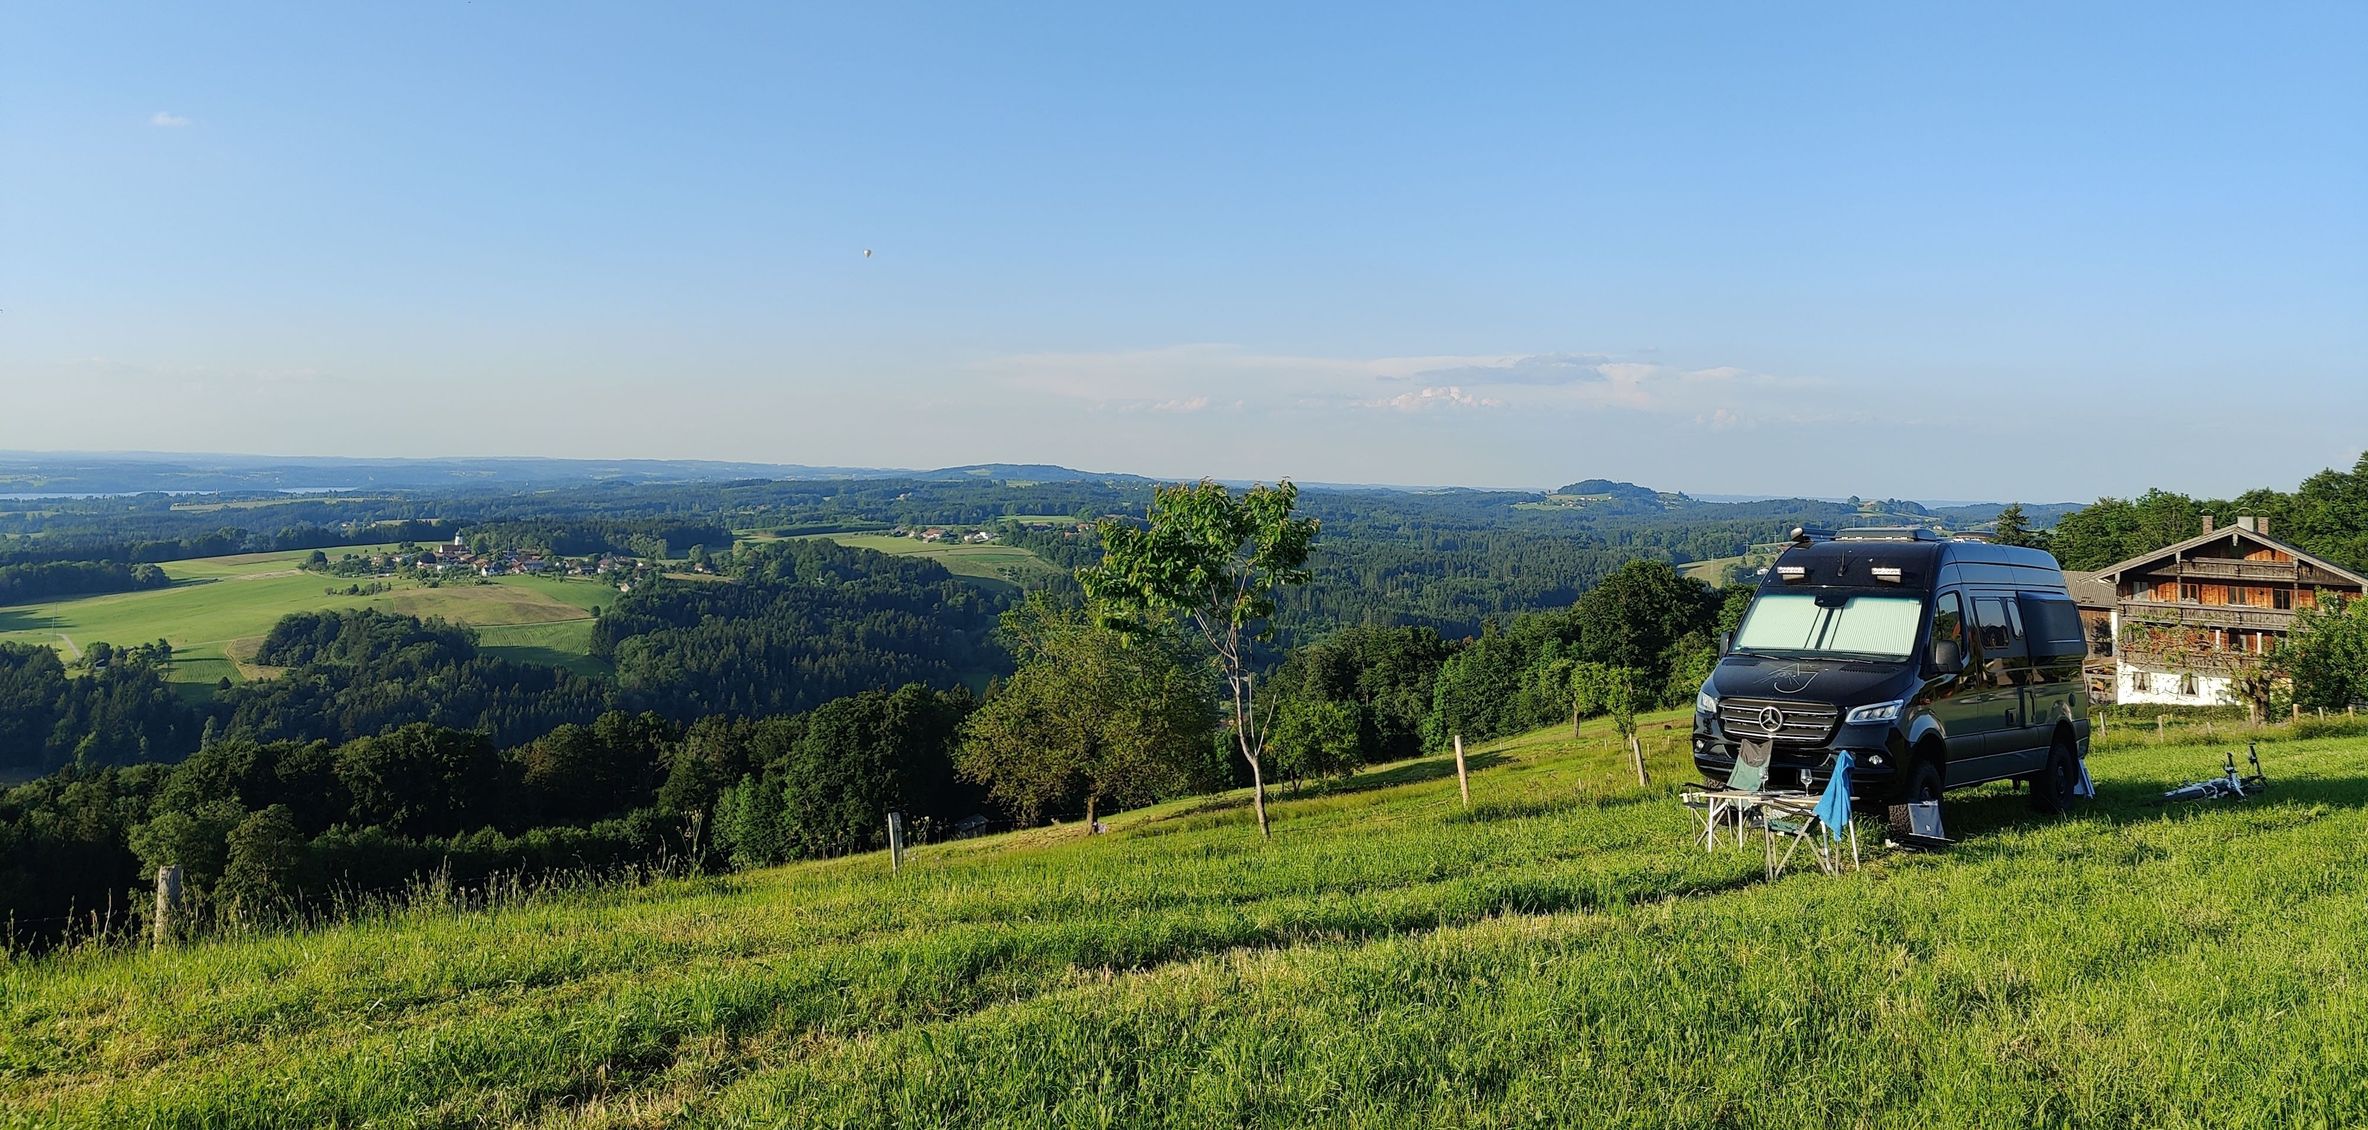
[1959,595,2037,781]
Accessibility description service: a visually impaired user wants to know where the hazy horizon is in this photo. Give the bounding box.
[5,4,2361,500]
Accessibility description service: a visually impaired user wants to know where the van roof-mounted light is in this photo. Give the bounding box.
[1871,566,1904,583]
[1777,565,1809,583]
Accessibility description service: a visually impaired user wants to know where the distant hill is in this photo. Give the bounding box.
[0,452,906,495]
[1528,479,1694,514]
[911,464,1154,485]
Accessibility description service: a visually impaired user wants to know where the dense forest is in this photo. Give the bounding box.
[0,688,979,941]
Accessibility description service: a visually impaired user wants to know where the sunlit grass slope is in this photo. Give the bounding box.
[7,713,2368,1127]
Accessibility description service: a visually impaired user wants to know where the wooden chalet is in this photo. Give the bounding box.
[2095,515,2368,706]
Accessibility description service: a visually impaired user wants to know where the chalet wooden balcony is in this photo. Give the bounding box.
[2175,559,2300,581]
[2119,601,2295,631]
[2118,646,2266,675]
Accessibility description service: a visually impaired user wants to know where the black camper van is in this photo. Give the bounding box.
[1690,527,2091,831]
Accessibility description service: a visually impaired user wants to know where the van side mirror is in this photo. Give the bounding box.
[1716,631,1732,657]
[1931,639,1964,675]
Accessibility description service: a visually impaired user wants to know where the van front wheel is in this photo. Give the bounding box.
[1886,760,1942,841]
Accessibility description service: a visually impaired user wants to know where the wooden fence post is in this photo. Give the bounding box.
[2156,715,2167,743]
[152,865,182,950]
[1453,735,1470,809]
[886,812,905,874]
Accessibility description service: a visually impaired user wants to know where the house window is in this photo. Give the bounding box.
[2180,583,2201,603]
[2179,674,2199,697]
[2274,588,2294,610]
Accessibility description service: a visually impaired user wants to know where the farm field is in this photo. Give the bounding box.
[8,714,2368,1127]
[790,531,1064,592]
[1680,541,1786,585]
[0,546,616,686]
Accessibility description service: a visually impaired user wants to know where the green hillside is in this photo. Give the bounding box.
[787,532,1065,593]
[7,715,2368,1126]
[0,546,615,687]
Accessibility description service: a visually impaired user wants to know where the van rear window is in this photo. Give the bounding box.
[1734,593,1924,658]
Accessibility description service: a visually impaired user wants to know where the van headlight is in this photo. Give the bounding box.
[1697,688,1719,715]
[1845,699,1905,725]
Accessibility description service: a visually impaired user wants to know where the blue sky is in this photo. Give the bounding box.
[2,2,2361,499]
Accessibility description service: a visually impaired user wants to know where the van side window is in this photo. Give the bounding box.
[1974,598,2014,650]
[1931,592,1965,653]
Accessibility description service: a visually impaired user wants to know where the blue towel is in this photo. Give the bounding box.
[1812,751,1855,840]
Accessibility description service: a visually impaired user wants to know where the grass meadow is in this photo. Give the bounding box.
[0,546,616,686]
[790,532,1065,593]
[6,710,2368,1127]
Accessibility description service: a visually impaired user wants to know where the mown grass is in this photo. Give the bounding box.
[0,546,613,685]
[6,714,2368,1127]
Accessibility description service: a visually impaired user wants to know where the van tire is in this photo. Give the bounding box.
[1886,760,1943,841]
[2030,734,2079,815]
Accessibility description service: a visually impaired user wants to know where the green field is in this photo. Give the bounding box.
[790,532,1064,592]
[8,713,2368,1126]
[1680,542,1785,585]
[0,547,617,686]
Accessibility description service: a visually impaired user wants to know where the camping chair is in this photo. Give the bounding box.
[1762,752,1860,879]
[1682,739,1782,850]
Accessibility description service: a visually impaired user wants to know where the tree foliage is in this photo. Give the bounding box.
[955,598,1218,827]
[2280,597,2368,712]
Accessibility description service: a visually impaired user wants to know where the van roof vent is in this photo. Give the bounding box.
[1832,526,1942,542]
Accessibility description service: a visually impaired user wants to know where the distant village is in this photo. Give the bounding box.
[303,534,689,590]
[887,518,1097,544]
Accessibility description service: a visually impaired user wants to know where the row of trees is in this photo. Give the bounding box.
[0,560,171,605]
[2044,455,2368,574]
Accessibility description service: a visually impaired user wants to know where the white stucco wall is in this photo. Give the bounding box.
[2115,664,2230,707]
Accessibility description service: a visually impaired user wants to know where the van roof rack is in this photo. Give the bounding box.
[1787,525,1836,545]
[1832,526,1943,542]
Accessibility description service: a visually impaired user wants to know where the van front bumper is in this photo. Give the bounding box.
[1690,716,1910,798]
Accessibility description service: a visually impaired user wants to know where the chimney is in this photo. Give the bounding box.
[2234,516,2257,533]
[2201,515,2216,534]
[2256,515,2270,537]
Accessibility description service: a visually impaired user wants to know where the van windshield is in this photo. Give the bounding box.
[1734,592,1925,659]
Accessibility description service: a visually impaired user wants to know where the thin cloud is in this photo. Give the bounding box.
[977,343,1843,421]
[1365,386,1502,411]
[150,111,192,127]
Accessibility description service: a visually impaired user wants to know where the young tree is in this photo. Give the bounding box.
[956,598,1218,828]
[219,805,307,925]
[1267,698,1363,787]
[1572,662,1648,786]
[1079,480,1318,838]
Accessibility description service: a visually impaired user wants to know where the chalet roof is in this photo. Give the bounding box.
[2062,570,2116,609]
[2093,525,2368,590]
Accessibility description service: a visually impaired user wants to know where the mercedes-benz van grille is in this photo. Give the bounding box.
[1717,698,1839,745]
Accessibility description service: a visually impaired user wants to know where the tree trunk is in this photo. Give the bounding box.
[1246,750,1270,839]
[1572,701,1582,738]
[1084,794,1098,834]
[1229,672,1271,840]
[1629,732,1649,788]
